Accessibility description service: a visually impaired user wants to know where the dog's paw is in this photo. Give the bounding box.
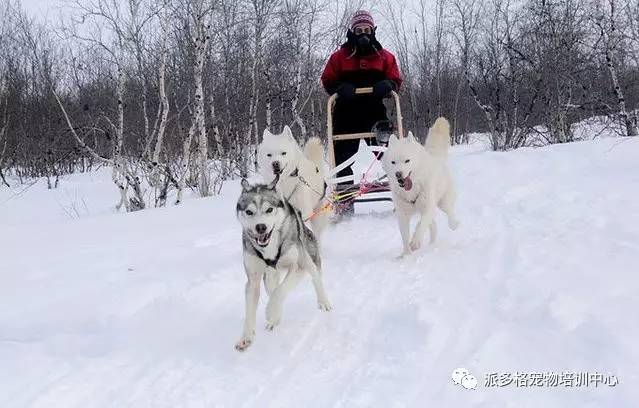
[449,218,460,230]
[234,337,253,352]
[318,300,332,312]
[409,238,422,251]
[265,299,282,331]
[265,318,280,331]
[395,249,412,260]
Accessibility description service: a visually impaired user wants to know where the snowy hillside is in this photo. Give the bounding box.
[1,137,638,407]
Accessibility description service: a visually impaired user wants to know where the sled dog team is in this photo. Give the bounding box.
[235,117,459,351]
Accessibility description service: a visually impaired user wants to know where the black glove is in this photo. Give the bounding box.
[335,82,356,100]
[373,80,395,98]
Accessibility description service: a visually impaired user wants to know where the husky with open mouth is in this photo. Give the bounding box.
[382,117,460,258]
[234,178,332,351]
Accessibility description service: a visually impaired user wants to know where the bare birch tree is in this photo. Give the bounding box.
[61,0,154,210]
[450,0,482,143]
[0,1,10,187]
[593,0,639,137]
[0,79,8,187]
[244,0,278,172]
[175,0,218,202]
[383,2,420,135]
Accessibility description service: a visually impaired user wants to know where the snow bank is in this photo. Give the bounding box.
[1,137,638,407]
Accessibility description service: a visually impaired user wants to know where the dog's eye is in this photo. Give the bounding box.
[405,159,410,163]
[391,160,396,165]
[265,207,274,214]
[245,209,254,216]
[281,151,287,156]
[266,153,272,158]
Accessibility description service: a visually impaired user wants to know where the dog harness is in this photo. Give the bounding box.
[286,167,328,202]
[253,244,282,268]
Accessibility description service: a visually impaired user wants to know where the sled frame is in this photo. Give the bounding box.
[326,87,404,170]
[325,87,404,203]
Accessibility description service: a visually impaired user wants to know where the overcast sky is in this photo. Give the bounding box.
[20,0,63,20]
[17,0,432,55]
[19,0,430,25]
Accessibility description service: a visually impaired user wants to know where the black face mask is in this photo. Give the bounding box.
[357,34,371,48]
[346,29,381,56]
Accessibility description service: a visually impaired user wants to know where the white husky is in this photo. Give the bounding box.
[257,126,331,239]
[382,117,459,257]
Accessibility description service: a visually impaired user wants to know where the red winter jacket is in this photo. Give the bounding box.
[321,46,403,135]
[321,47,403,93]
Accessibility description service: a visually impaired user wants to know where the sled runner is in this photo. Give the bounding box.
[325,86,404,210]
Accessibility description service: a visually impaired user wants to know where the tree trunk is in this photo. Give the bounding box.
[246,24,263,172]
[177,123,195,205]
[195,53,210,197]
[605,47,638,136]
[148,18,170,194]
[290,51,306,142]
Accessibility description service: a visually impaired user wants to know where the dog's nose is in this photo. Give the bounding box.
[255,224,267,234]
[272,161,280,170]
[395,171,403,179]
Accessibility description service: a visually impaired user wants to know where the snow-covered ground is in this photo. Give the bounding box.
[1,136,638,407]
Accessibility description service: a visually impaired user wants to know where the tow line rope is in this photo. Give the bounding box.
[305,150,387,221]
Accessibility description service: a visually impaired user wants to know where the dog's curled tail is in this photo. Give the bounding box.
[304,137,325,175]
[425,117,451,157]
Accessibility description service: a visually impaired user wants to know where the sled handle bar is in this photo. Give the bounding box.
[326,87,404,169]
[355,87,373,94]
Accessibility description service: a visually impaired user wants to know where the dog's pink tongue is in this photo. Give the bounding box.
[403,176,413,191]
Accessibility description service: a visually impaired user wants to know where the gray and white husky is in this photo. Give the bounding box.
[235,178,332,352]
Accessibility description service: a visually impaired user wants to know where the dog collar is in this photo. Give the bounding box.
[398,190,420,205]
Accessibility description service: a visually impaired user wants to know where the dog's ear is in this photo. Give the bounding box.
[262,128,272,141]
[407,131,417,144]
[388,134,399,146]
[241,178,251,191]
[282,125,294,140]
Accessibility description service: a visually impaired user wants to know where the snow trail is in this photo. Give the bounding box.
[1,137,638,407]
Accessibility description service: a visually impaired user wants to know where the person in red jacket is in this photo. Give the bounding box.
[321,10,403,194]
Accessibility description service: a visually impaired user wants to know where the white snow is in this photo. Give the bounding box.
[1,136,638,407]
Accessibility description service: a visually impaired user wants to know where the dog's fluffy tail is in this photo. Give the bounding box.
[425,117,451,157]
[304,137,325,175]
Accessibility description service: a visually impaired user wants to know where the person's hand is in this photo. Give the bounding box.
[336,82,356,100]
[373,80,395,98]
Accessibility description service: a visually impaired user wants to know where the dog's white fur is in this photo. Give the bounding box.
[257,126,331,238]
[382,117,459,257]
